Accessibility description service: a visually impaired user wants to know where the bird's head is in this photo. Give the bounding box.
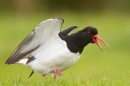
[82,26,109,53]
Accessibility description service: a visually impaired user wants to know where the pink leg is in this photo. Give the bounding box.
[53,75,57,80]
[42,73,47,77]
[51,68,62,76]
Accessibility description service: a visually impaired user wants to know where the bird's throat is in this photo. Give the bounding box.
[64,34,90,54]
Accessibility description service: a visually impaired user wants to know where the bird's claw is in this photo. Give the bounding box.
[51,68,62,76]
[42,73,47,77]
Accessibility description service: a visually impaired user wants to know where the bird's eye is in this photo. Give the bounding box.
[87,30,91,34]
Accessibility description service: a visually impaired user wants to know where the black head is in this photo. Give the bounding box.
[81,26,109,53]
[63,26,109,54]
[83,26,98,35]
[81,26,98,43]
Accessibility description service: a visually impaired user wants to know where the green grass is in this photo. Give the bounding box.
[0,12,130,85]
[0,74,86,86]
[0,74,130,86]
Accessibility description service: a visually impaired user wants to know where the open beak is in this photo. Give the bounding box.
[93,35,109,54]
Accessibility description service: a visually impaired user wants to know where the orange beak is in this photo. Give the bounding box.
[93,35,109,54]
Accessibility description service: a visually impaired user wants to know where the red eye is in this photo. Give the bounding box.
[87,30,91,34]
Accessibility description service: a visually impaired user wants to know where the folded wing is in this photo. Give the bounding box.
[59,26,78,39]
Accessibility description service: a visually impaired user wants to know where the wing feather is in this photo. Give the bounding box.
[5,18,64,64]
[59,26,78,39]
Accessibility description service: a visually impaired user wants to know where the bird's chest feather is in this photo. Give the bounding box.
[29,41,81,73]
[51,50,81,71]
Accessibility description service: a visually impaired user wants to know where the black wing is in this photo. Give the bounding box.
[59,26,78,39]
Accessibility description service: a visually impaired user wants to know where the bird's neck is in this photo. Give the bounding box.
[64,32,91,54]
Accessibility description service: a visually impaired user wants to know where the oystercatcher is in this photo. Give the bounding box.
[5,18,109,79]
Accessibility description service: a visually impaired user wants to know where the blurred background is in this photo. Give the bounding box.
[0,0,130,79]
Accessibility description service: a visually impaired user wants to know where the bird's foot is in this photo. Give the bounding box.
[42,73,47,77]
[53,75,57,80]
[51,68,62,76]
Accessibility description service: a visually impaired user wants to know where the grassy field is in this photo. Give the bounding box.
[0,12,130,85]
[1,74,130,86]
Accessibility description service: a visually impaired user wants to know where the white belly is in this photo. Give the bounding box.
[27,44,81,74]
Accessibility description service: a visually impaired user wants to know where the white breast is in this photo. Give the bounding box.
[27,38,81,74]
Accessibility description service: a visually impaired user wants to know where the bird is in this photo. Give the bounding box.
[5,18,109,79]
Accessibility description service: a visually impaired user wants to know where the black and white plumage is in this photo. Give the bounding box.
[5,18,109,79]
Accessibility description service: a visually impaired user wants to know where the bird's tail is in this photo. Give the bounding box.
[16,59,28,66]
